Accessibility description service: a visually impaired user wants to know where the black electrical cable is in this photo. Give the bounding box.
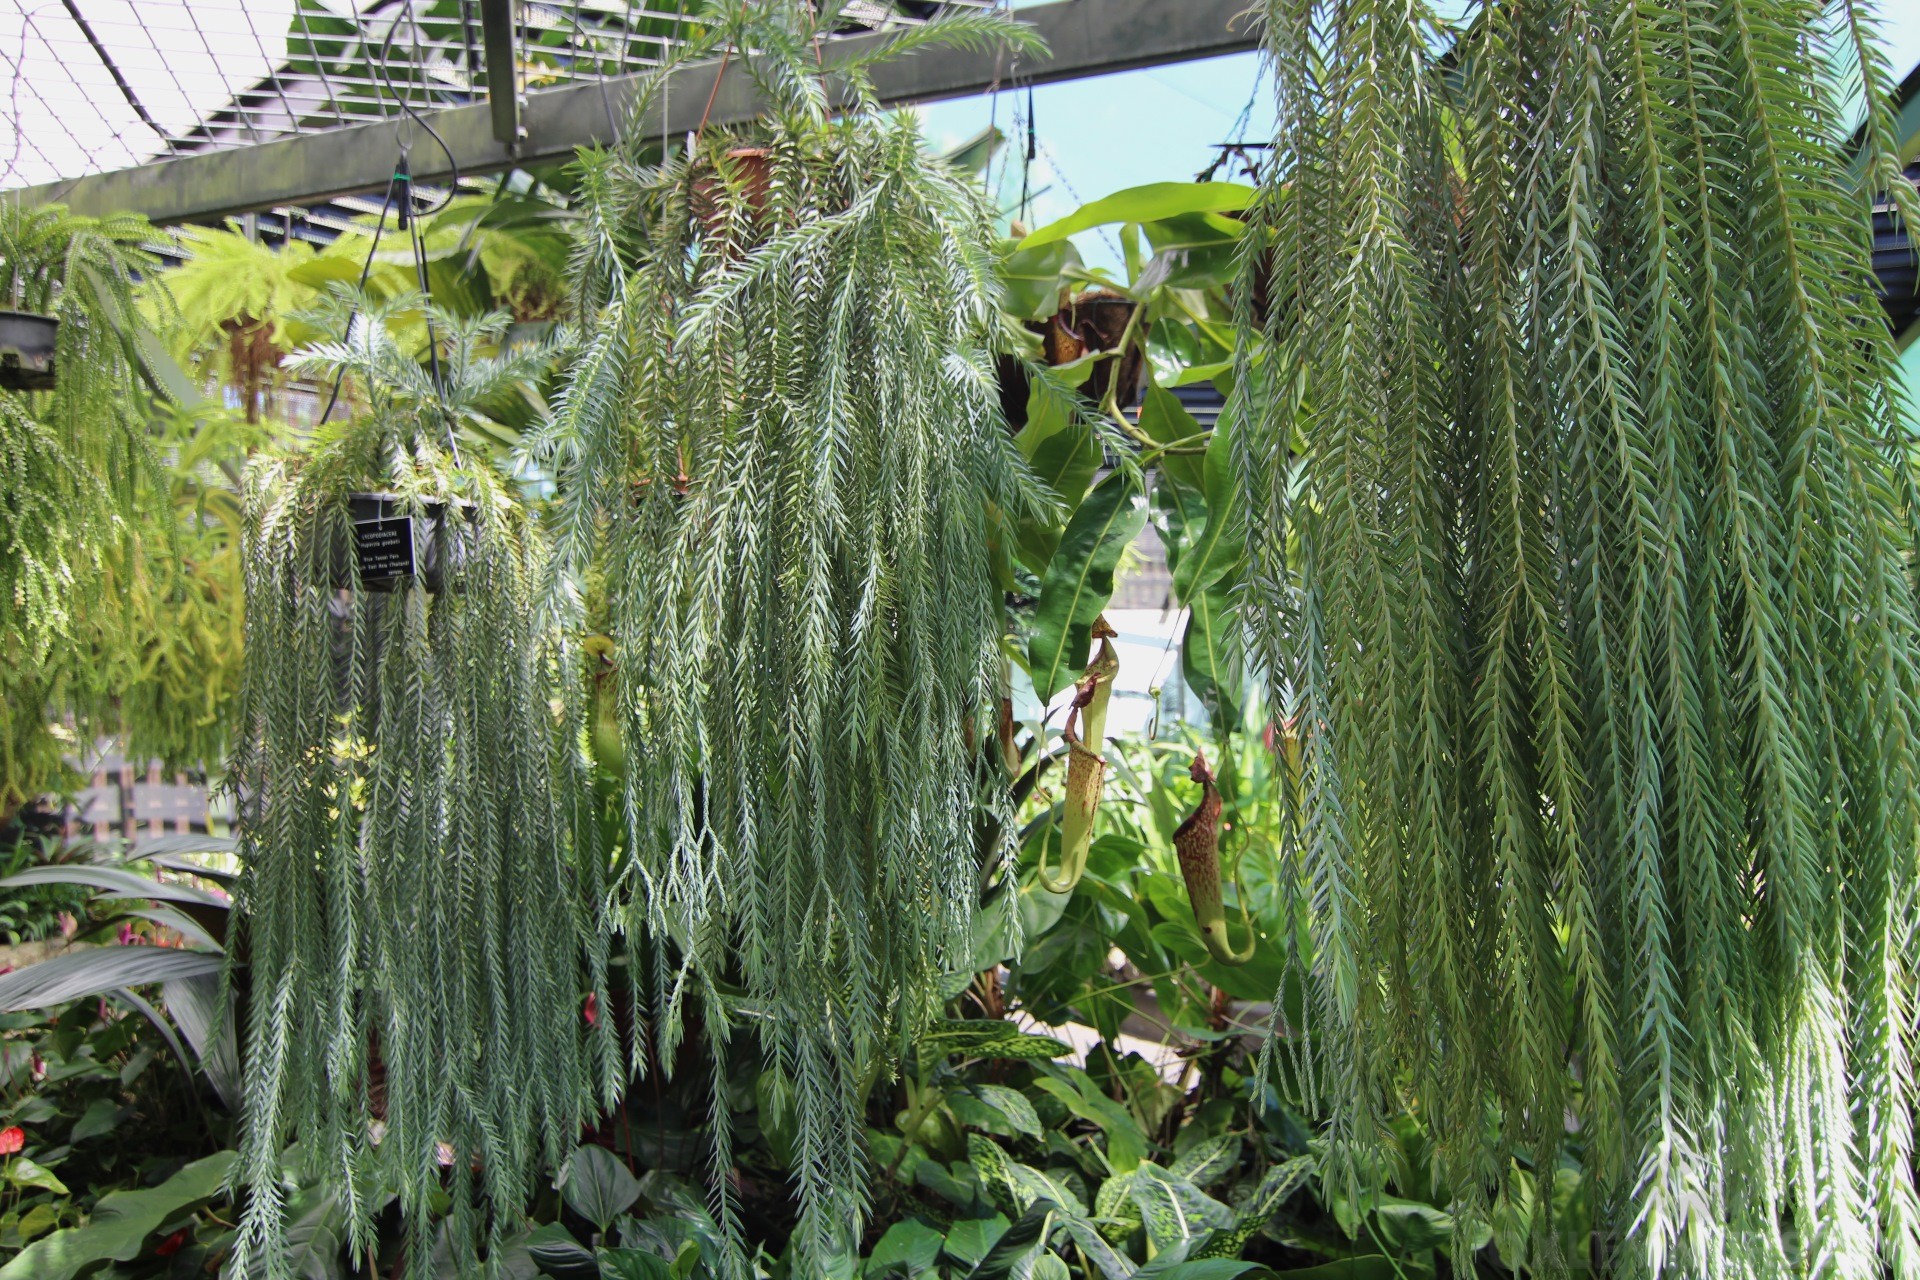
[1018,79,1035,224]
[315,167,401,425]
[373,9,460,214]
[405,175,459,466]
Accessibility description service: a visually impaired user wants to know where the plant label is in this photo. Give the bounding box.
[354,516,415,581]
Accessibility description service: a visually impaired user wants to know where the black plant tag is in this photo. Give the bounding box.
[354,515,415,581]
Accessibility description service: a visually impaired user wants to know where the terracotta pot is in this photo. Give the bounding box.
[694,146,776,242]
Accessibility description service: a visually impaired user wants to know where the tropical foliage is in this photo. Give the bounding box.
[1,1,1917,1276]
[1237,0,1920,1272]
[0,731,1593,1279]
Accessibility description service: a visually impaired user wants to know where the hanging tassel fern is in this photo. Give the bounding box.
[1240,0,1920,1272]
[541,2,1046,1261]
[0,203,173,813]
[228,298,616,1279]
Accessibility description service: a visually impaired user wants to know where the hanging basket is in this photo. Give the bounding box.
[0,310,58,391]
[335,491,475,592]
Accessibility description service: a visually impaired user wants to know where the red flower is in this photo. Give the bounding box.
[582,992,599,1027]
[154,1228,190,1257]
[0,1126,24,1155]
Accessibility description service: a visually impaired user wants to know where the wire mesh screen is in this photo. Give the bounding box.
[1,1,997,191]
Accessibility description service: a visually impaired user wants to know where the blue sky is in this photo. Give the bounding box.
[918,5,1920,273]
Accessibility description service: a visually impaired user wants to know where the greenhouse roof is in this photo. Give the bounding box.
[0,1,1000,189]
[2,0,1254,225]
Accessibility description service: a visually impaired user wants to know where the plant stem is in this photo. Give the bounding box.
[881,1077,944,1185]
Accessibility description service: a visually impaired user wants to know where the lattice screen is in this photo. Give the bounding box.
[1,1,995,190]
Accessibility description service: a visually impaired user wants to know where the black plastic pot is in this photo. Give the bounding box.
[1874,164,1920,335]
[334,492,474,593]
[0,310,58,391]
[995,292,1150,434]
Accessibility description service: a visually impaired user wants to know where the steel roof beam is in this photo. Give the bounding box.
[479,0,520,149]
[11,0,1256,225]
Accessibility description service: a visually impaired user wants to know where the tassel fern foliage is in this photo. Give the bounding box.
[1240,0,1920,1272]
[541,1,1046,1260]
[229,299,616,1278]
[0,202,173,812]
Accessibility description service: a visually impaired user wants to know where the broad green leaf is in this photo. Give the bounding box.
[1368,1195,1486,1254]
[69,1099,122,1143]
[967,1084,1042,1138]
[164,974,240,1109]
[7,1157,67,1195]
[1015,384,1102,572]
[1127,1164,1233,1252]
[1194,1158,1314,1260]
[1148,916,1277,1003]
[0,1150,234,1280]
[920,1020,1071,1062]
[1262,1260,1400,1280]
[0,947,222,1012]
[560,1146,641,1233]
[1138,213,1246,290]
[1032,1256,1074,1280]
[961,1202,1051,1280]
[423,252,495,317]
[1018,387,1100,503]
[1168,1133,1241,1188]
[1138,381,1207,498]
[1171,360,1234,387]
[1094,1170,1144,1237]
[285,255,365,289]
[1148,319,1202,386]
[1137,1261,1275,1280]
[1021,183,1256,249]
[917,1159,986,1211]
[999,239,1080,320]
[864,1219,944,1277]
[942,1214,1011,1267]
[525,1222,599,1280]
[1051,1207,1136,1280]
[1182,584,1244,727]
[0,866,226,907]
[228,1184,347,1280]
[1171,418,1243,604]
[13,1204,58,1244]
[1031,1076,1147,1172]
[1028,471,1148,701]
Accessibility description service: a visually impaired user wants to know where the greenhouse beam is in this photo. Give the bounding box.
[11,0,1257,226]
[481,0,521,150]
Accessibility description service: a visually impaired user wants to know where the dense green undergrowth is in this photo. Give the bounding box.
[0,726,1594,1279]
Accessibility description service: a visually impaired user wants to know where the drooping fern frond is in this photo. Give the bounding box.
[1240,0,1920,1273]
[0,201,174,814]
[228,296,615,1280]
[540,2,1048,1262]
